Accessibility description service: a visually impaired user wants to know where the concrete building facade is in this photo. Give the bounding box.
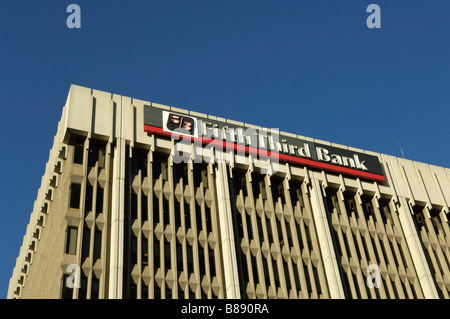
[8,85,450,299]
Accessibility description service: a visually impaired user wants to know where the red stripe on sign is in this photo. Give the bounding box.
[143,124,385,183]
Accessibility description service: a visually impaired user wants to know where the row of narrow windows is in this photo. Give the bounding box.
[130,191,214,234]
[62,273,100,299]
[61,138,448,299]
[411,205,450,298]
[61,137,107,299]
[126,234,218,299]
[69,182,104,215]
[124,151,219,299]
[73,138,106,169]
[323,189,424,299]
[231,171,324,298]
[63,223,103,298]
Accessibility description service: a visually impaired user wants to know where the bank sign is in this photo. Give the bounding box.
[144,106,385,183]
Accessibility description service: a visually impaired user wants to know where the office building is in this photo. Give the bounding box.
[8,85,450,299]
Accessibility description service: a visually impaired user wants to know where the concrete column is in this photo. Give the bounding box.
[108,137,126,298]
[215,162,241,298]
[397,196,439,299]
[308,178,345,299]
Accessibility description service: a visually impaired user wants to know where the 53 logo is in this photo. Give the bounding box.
[165,113,197,137]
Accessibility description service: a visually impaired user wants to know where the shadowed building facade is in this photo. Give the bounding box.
[8,85,450,299]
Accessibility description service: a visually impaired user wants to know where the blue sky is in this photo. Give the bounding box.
[1,1,449,298]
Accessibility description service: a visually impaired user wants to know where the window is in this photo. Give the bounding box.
[153,155,168,181]
[153,157,162,180]
[256,215,264,244]
[162,157,169,181]
[153,195,160,226]
[173,163,188,185]
[272,258,280,287]
[164,240,171,270]
[66,227,78,255]
[412,206,426,231]
[176,240,183,271]
[232,172,247,197]
[70,183,81,209]
[370,236,381,264]
[130,234,137,265]
[252,177,261,199]
[154,235,161,269]
[175,199,181,228]
[61,275,73,299]
[324,190,341,215]
[131,191,138,220]
[163,197,170,225]
[276,217,283,245]
[184,202,191,229]
[289,182,304,208]
[91,276,100,299]
[81,224,90,258]
[352,272,361,298]
[131,150,148,177]
[199,247,206,277]
[362,197,374,220]
[379,199,393,224]
[142,283,149,299]
[312,265,322,295]
[266,215,274,244]
[78,274,88,299]
[195,203,202,234]
[262,257,270,287]
[236,211,244,239]
[85,183,93,214]
[98,146,106,169]
[88,142,106,169]
[251,256,259,285]
[193,165,202,188]
[193,164,208,189]
[73,139,84,164]
[166,282,172,299]
[303,263,312,293]
[93,229,102,259]
[430,209,443,234]
[285,221,292,247]
[142,235,149,267]
[142,193,148,221]
[205,205,212,234]
[208,247,216,277]
[352,232,361,261]
[292,263,301,291]
[283,262,291,290]
[187,244,194,274]
[129,283,137,299]
[271,179,284,204]
[154,284,161,299]
[201,168,208,189]
[344,193,357,217]
[240,253,249,283]
[96,185,104,216]
[246,213,254,241]
[178,286,184,299]
[296,222,304,251]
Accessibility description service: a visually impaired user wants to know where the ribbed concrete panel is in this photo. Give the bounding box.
[133,98,153,146]
[431,165,450,209]
[92,89,114,139]
[415,162,442,208]
[399,158,427,205]
[66,84,92,134]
